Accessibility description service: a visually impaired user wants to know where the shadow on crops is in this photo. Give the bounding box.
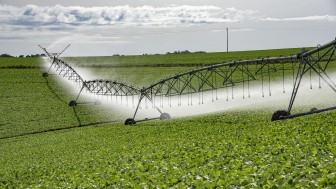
[44,77,68,105]
[0,77,120,140]
[1,100,118,140]
[72,106,82,126]
[0,120,119,140]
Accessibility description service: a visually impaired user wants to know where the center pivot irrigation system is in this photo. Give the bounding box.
[39,45,140,108]
[40,38,336,125]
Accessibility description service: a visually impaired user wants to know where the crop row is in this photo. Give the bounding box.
[0,110,335,188]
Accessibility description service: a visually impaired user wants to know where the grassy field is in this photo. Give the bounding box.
[0,48,335,188]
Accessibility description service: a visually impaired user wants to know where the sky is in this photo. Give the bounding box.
[0,0,335,56]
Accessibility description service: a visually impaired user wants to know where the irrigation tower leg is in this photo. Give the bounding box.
[143,93,170,120]
[43,58,57,77]
[125,93,170,125]
[287,58,308,114]
[69,84,86,107]
[272,56,308,121]
[273,45,336,121]
[133,95,145,119]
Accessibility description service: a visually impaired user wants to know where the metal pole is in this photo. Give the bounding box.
[226,28,229,52]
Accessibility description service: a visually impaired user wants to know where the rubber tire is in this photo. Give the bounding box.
[125,118,136,125]
[42,72,49,77]
[160,113,171,120]
[271,110,290,121]
[69,100,77,107]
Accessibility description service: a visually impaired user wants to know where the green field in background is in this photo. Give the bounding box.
[0,48,335,188]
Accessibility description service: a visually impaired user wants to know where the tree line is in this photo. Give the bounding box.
[0,54,46,58]
[165,50,206,55]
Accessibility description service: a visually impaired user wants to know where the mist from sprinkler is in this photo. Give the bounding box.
[42,56,336,122]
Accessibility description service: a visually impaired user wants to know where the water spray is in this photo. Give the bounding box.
[39,38,336,125]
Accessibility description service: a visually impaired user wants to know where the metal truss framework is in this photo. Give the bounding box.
[39,38,336,125]
[131,38,336,123]
[48,57,85,86]
[277,39,336,120]
[71,79,140,106]
[39,46,140,107]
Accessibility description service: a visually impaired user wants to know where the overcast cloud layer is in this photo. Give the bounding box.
[0,3,335,56]
[1,4,335,27]
[0,4,258,26]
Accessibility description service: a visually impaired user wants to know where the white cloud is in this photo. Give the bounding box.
[2,4,334,28]
[0,4,257,27]
[261,15,336,22]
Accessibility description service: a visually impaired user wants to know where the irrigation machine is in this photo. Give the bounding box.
[40,38,336,125]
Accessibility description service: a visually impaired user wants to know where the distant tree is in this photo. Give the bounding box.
[113,54,120,56]
[166,50,192,55]
[194,51,206,54]
[0,54,13,57]
[19,55,24,58]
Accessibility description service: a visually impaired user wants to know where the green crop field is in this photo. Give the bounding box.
[64,48,308,67]
[0,48,335,188]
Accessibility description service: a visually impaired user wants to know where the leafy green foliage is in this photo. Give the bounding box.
[0,112,335,188]
[0,49,335,188]
[0,60,122,139]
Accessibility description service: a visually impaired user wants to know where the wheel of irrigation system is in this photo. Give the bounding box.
[42,72,49,77]
[94,100,102,106]
[160,113,171,120]
[310,107,317,112]
[69,100,77,107]
[271,110,290,121]
[125,118,136,125]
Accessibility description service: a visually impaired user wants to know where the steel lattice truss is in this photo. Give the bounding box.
[132,39,336,122]
[83,80,139,96]
[49,58,85,86]
[39,46,140,105]
[142,56,296,97]
[141,40,335,100]
[285,39,336,119]
[39,38,336,124]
